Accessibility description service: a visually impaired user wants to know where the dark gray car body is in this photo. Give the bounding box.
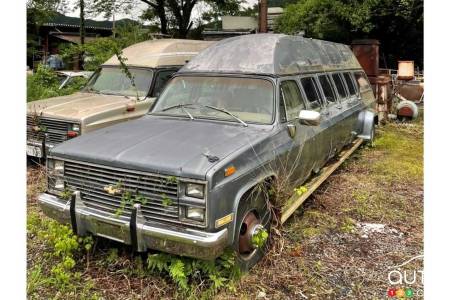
[39,34,376,260]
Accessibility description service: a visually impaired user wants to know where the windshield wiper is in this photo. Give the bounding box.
[160,103,195,120]
[85,87,100,94]
[203,105,248,127]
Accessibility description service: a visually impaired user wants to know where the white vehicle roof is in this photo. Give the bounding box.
[103,39,214,68]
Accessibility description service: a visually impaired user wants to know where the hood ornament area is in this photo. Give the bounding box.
[202,153,220,163]
[104,184,123,196]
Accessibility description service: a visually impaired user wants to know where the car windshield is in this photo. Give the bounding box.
[84,67,153,97]
[151,76,274,124]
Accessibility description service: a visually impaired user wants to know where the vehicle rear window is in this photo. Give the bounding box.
[343,72,357,96]
[332,73,347,99]
[280,80,306,122]
[318,74,337,103]
[354,71,371,91]
[300,77,321,109]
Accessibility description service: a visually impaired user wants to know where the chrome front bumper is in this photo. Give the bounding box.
[38,192,228,260]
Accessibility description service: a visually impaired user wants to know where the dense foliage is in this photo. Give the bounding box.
[59,23,154,72]
[27,65,87,102]
[147,250,241,298]
[275,0,423,68]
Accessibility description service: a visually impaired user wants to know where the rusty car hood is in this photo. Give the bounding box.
[27,92,136,121]
[50,115,273,179]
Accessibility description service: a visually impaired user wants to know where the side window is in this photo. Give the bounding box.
[353,71,370,92]
[331,73,347,99]
[300,77,321,110]
[280,80,306,121]
[151,70,176,97]
[318,74,337,103]
[343,72,357,96]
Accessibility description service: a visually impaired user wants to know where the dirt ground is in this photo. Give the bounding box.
[27,119,423,300]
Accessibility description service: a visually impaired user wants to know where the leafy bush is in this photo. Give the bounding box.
[27,212,94,292]
[27,65,88,102]
[147,249,241,298]
[60,23,154,72]
[60,37,120,71]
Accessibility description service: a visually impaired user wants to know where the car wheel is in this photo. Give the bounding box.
[233,189,272,272]
[366,122,375,147]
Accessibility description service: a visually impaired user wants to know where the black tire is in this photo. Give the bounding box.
[233,188,272,272]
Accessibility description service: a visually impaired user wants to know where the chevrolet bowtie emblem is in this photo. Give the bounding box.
[104,185,122,195]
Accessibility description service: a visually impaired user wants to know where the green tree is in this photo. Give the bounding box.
[275,0,423,68]
[60,23,153,71]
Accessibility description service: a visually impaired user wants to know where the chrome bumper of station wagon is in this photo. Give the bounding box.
[38,192,228,260]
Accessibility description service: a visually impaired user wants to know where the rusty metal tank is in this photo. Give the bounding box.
[351,39,380,77]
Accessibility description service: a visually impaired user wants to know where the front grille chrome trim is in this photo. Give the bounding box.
[26,115,79,145]
[53,157,207,228]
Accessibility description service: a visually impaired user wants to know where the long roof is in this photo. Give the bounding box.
[180,34,361,75]
[103,39,214,68]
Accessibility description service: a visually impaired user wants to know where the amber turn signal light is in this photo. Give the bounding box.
[224,166,236,177]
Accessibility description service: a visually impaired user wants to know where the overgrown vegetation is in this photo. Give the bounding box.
[27,118,423,299]
[147,250,241,298]
[59,23,155,72]
[27,65,87,102]
[275,0,423,68]
[27,211,99,298]
[27,207,241,299]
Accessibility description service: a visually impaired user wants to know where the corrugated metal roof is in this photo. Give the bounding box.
[180,34,361,76]
[43,22,112,31]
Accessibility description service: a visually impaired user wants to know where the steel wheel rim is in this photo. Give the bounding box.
[238,210,262,260]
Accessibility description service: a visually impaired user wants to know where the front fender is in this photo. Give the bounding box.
[357,110,375,140]
[228,169,276,243]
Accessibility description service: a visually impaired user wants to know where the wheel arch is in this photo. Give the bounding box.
[357,109,376,141]
[228,173,277,243]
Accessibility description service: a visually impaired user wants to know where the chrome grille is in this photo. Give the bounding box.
[26,115,76,145]
[63,160,180,224]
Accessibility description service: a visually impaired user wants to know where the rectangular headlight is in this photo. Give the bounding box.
[47,159,65,192]
[54,160,64,174]
[186,207,205,222]
[186,183,204,198]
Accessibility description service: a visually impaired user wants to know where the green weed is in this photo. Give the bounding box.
[147,249,241,298]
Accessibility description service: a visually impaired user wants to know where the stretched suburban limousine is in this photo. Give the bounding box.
[27,39,213,159]
[39,34,376,271]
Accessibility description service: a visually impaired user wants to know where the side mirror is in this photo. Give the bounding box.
[299,110,321,126]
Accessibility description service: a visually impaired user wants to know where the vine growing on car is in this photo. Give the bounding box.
[112,46,140,100]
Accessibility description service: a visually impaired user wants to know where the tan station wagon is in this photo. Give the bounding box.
[27,39,213,159]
